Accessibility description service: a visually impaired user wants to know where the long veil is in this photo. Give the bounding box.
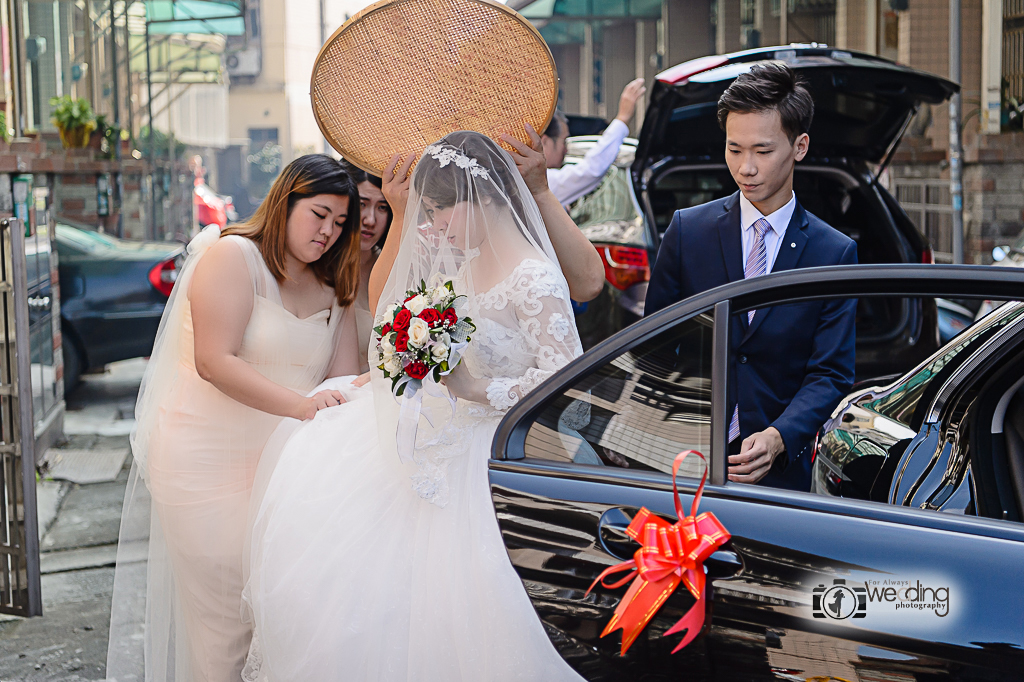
[370,132,580,500]
[106,225,221,682]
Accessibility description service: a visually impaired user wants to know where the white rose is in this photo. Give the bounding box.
[380,334,395,354]
[405,294,429,316]
[383,355,401,375]
[384,303,399,321]
[430,286,447,305]
[430,340,449,362]
[407,317,430,347]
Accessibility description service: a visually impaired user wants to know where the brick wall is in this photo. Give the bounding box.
[0,134,192,242]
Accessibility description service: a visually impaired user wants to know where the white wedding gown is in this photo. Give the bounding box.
[242,258,586,682]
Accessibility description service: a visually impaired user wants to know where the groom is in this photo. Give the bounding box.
[645,62,857,491]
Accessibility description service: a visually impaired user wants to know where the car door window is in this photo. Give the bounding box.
[521,310,713,479]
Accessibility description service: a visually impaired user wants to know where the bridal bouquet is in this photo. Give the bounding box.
[375,278,476,396]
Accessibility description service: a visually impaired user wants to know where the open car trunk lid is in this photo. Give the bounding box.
[634,46,959,175]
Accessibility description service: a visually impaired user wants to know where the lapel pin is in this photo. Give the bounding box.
[790,242,796,248]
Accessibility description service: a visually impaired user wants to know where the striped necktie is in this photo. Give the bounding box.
[729,217,773,443]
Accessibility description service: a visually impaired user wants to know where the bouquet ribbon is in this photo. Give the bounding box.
[394,340,468,464]
[585,450,730,655]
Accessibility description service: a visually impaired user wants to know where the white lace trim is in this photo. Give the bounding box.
[241,629,267,682]
[546,312,570,343]
[424,144,491,180]
[486,378,521,411]
[410,415,473,507]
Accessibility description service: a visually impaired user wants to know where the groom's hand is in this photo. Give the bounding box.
[728,427,784,484]
[501,124,549,198]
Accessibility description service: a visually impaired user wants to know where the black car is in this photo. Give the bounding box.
[577,44,956,379]
[56,222,183,389]
[488,265,1024,680]
[815,293,1024,518]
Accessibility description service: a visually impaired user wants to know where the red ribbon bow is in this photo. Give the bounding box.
[585,450,731,655]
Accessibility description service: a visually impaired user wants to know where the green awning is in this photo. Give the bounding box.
[515,0,661,20]
[145,0,245,35]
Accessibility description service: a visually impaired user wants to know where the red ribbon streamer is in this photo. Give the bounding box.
[585,450,731,655]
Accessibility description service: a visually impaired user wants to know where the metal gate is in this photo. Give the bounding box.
[0,217,42,617]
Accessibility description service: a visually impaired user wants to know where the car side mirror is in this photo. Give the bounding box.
[993,245,1010,262]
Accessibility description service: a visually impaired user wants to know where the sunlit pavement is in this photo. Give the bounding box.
[0,360,146,681]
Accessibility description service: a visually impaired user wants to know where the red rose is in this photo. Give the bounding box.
[393,308,412,331]
[406,361,429,380]
[381,323,393,335]
[441,308,458,327]
[394,331,409,352]
[418,308,441,325]
[404,294,417,303]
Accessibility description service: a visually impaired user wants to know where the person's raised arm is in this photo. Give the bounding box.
[501,125,605,302]
[191,239,344,420]
[369,153,416,313]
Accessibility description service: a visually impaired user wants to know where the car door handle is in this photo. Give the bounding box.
[598,507,743,579]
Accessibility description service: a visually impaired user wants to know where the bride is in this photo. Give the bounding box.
[242,131,587,681]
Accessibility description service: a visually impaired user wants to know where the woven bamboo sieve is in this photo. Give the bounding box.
[310,0,558,176]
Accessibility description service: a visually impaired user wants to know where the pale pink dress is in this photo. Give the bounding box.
[107,229,345,682]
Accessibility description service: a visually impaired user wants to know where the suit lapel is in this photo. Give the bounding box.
[717,192,744,285]
[743,202,810,343]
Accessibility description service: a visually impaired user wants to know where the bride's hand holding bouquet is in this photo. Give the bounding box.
[374,277,475,397]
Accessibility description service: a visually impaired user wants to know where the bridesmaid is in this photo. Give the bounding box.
[111,155,363,682]
[342,161,392,372]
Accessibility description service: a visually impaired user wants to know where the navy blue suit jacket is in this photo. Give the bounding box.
[645,192,857,491]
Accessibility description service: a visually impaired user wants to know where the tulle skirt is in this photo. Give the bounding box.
[243,378,584,682]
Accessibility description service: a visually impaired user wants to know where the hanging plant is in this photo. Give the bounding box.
[49,96,96,149]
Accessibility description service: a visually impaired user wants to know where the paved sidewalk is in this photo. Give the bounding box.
[0,360,147,682]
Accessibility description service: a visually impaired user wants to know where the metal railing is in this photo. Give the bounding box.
[894,178,955,263]
[0,217,42,617]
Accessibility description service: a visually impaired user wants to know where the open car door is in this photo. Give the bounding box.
[489,266,1024,681]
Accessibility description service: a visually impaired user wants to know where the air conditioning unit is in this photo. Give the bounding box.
[225,47,261,78]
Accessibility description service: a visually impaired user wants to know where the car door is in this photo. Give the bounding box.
[489,265,1024,681]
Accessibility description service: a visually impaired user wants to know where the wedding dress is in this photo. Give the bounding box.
[243,133,586,681]
[107,227,345,682]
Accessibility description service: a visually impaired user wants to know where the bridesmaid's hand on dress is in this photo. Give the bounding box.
[351,372,371,388]
[291,390,346,421]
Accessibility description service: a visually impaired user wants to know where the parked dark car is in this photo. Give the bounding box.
[566,45,958,378]
[56,222,183,389]
[815,293,1024,517]
[488,265,1024,680]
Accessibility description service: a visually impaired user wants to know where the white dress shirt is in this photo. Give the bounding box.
[546,119,629,206]
[739,191,797,275]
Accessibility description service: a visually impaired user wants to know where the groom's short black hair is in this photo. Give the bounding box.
[717,62,814,143]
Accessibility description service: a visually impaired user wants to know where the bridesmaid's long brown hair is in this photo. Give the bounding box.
[222,154,360,306]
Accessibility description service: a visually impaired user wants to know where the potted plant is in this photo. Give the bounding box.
[49,96,96,148]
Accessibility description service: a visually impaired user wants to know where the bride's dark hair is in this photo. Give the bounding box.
[222,154,360,305]
[413,131,529,223]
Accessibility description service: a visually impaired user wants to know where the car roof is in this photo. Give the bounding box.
[637,44,959,167]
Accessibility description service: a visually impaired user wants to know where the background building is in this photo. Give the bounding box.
[511,0,1024,263]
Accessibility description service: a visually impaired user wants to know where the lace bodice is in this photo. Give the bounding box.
[462,258,582,411]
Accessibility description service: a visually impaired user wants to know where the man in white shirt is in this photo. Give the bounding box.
[543,78,647,206]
